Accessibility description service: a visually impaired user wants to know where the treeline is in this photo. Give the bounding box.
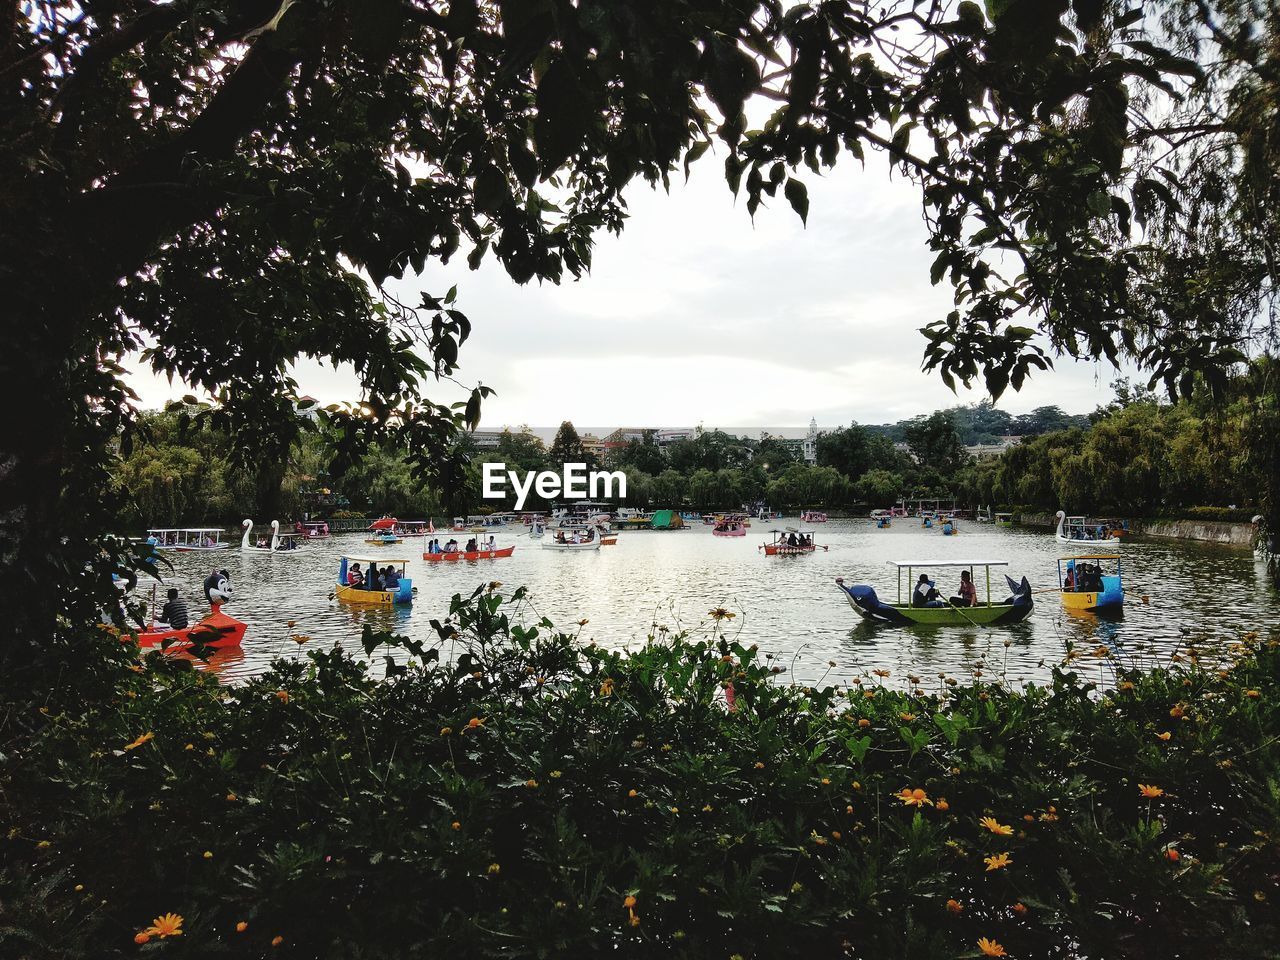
[955,374,1267,516]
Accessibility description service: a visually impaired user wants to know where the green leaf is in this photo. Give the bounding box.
[784,178,809,226]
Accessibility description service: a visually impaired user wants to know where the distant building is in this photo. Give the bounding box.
[966,436,1018,459]
[580,433,607,458]
[655,428,695,445]
[802,418,819,465]
[467,430,504,450]
[602,427,656,448]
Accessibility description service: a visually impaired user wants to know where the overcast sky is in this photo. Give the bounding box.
[126,152,1127,429]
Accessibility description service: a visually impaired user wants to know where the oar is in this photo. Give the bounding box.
[943,596,983,629]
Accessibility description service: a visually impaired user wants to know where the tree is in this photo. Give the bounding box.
[613,433,667,476]
[548,421,587,468]
[857,470,904,509]
[817,424,901,482]
[903,412,970,477]
[652,470,686,508]
[11,1,1280,655]
[754,436,799,473]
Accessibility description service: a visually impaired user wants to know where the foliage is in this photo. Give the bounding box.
[3,589,1279,958]
[904,412,971,477]
[548,421,589,469]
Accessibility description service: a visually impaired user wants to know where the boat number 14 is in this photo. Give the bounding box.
[482,463,627,510]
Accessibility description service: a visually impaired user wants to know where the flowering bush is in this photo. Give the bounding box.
[2,587,1278,958]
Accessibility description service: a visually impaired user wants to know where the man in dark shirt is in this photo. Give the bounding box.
[160,588,189,630]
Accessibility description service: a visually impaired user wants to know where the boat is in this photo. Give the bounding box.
[994,512,1014,527]
[299,520,331,539]
[272,531,304,552]
[145,527,232,551]
[241,518,280,552]
[941,516,959,536]
[332,556,414,605]
[975,506,992,523]
[650,510,686,530]
[712,518,747,537]
[135,573,246,650]
[760,527,826,555]
[529,520,545,539]
[541,527,603,551]
[364,529,403,545]
[423,545,516,562]
[368,516,399,531]
[396,520,430,537]
[876,515,891,529]
[800,510,828,523]
[922,516,933,529]
[1055,510,1122,544]
[1058,554,1124,612]
[835,560,1034,626]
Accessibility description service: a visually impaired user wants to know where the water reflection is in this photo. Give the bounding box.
[145,519,1279,686]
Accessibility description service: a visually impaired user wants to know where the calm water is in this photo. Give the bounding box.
[146,520,1279,687]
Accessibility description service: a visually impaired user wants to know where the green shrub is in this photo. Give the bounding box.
[1171,506,1260,523]
[2,590,1278,958]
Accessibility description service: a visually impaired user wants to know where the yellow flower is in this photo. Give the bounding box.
[1012,902,1028,916]
[274,690,290,703]
[184,743,194,751]
[599,678,615,697]
[451,821,461,830]
[124,732,154,751]
[1119,680,1135,691]
[899,712,916,722]
[291,634,310,645]
[936,797,950,812]
[1156,731,1171,741]
[466,717,485,730]
[272,935,284,947]
[754,761,765,770]
[623,895,637,909]
[226,792,237,802]
[628,789,638,798]
[440,727,453,736]
[134,932,150,944]
[977,937,1007,957]
[821,777,831,785]
[1245,689,1261,698]
[946,899,963,915]
[578,619,590,627]
[487,863,501,874]
[525,778,539,789]
[984,852,1012,871]
[896,788,932,808]
[202,850,213,859]
[708,607,736,621]
[550,770,563,778]
[1170,704,1186,719]
[873,669,890,678]
[143,913,184,938]
[857,718,871,728]
[979,817,1013,836]
[1138,784,1164,798]
[236,921,248,933]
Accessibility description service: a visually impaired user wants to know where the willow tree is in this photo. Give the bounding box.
[2,0,1275,661]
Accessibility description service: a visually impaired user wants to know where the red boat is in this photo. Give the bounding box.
[136,605,247,651]
[368,516,399,531]
[760,528,827,556]
[422,546,516,562]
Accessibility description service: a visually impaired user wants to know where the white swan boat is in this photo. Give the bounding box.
[1055,510,1122,545]
[241,519,280,552]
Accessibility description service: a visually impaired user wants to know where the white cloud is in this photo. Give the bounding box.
[125,153,1129,425]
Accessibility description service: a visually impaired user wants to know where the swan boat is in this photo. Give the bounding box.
[241,519,280,552]
[836,560,1033,626]
[1055,511,1122,544]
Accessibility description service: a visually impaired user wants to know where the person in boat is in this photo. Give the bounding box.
[950,570,977,607]
[486,534,496,551]
[445,537,459,553]
[1063,560,1076,592]
[160,587,190,630]
[383,565,400,589]
[465,536,478,553]
[912,574,942,608]
[366,565,384,591]
[347,562,364,588]
[787,532,799,547]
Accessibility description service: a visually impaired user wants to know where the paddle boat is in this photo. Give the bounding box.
[135,571,246,651]
[1055,511,1122,544]
[333,556,414,605]
[941,516,958,536]
[922,516,933,529]
[835,560,1033,626]
[241,518,280,552]
[423,544,516,562]
[994,512,1014,528]
[541,526,603,551]
[147,528,232,551]
[712,516,748,537]
[368,516,399,531]
[1058,554,1124,613]
[397,520,430,537]
[273,531,304,552]
[298,520,331,539]
[365,528,403,546]
[877,515,891,529]
[975,506,992,523]
[761,528,826,555]
[801,510,828,523]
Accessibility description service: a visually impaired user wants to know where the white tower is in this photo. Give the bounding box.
[803,418,818,464]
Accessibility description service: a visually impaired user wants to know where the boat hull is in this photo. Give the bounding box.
[423,546,515,562]
[712,528,747,537]
[1061,579,1124,612]
[334,581,414,605]
[763,544,816,556]
[837,580,1033,626]
[540,540,602,551]
[137,608,246,650]
[173,544,232,552]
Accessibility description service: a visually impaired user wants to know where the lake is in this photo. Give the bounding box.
[147,519,1278,688]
